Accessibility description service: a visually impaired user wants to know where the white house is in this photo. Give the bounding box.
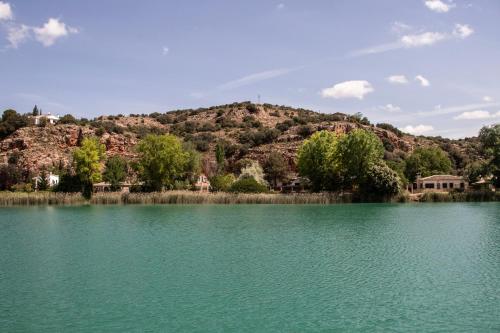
[34,113,60,125]
[410,174,468,193]
[33,172,60,189]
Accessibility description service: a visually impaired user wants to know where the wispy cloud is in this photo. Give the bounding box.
[454,110,500,120]
[217,67,298,91]
[415,75,430,87]
[349,23,473,57]
[162,46,169,56]
[387,75,409,85]
[418,102,500,116]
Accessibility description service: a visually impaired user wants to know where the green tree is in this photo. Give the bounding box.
[478,124,500,187]
[103,156,127,191]
[58,114,78,124]
[37,170,49,191]
[361,162,401,199]
[210,173,236,192]
[215,141,225,173]
[183,142,202,182]
[404,147,452,182]
[137,134,188,191]
[73,137,105,198]
[464,160,488,183]
[336,129,384,187]
[0,109,28,139]
[297,130,339,192]
[239,160,268,186]
[264,152,289,187]
[229,177,268,193]
[32,105,39,116]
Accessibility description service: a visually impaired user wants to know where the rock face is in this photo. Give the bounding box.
[0,102,475,177]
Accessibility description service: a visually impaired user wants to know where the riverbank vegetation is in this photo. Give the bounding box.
[0,105,498,204]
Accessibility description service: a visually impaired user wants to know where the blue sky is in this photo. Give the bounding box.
[1,0,499,138]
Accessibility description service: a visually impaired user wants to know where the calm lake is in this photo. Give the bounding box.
[1,204,499,332]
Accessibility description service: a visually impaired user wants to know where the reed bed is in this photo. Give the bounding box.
[0,191,352,206]
[1,190,497,206]
[419,191,500,202]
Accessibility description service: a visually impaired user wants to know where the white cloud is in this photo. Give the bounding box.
[454,110,500,120]
[379,104,402,112]
[217,67,297,91]
[424,0,454,13]
[453,24,474,39]
[387,75,408,85]
[0,1,12,20]
[401,32,446,47]
[321,80,374,100]
[418,102,500,116]
[162,46,169,55]
[415,75,430,87]
[276,3,285,10]
[391,21,412,34]
[483,96,493,102]
[33,18,78,47]
[7,24,30,48]
[402,124,434,135]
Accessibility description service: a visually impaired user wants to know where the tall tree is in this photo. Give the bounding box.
[478,124,500,186]
[404,147,452,182]
[103,156,127,191]
[137,134,189,191]
[32,105,39,116]
[73,137,105,198]
[336,129,384,187]
[37,169,49,191]
[297,130,339,192]
[215,141,225,173]
[264,152,289,187]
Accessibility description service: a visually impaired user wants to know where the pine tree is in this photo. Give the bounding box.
[38,170,49,191]
[32,105,39,116]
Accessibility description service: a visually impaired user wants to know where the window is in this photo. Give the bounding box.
[425,183,435,189]
[449,183,454,189]
[443,183,448,189]
[460,182,465,188]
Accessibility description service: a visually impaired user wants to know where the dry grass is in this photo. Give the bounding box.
[0,191,352,206]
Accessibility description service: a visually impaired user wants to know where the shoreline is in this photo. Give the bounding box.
[0,190,498,206]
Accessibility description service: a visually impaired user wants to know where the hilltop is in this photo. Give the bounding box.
[0,102,482,180]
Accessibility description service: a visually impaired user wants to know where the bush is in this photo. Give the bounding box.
[58,114,78,125]
[239,128,280,147]
[210,174,236,192]
[229,177,268,193]
[376,123,403,137]
[275,119,295,132]
[246,104,258,113]
[297,125,314,138]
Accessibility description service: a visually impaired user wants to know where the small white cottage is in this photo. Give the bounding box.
[33,172,60,190]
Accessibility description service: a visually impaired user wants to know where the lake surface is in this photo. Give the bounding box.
[0,204,499,332]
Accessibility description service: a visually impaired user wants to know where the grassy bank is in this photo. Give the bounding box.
[419,191,500,202]
[0,190,497,206]
[0,191,353,206]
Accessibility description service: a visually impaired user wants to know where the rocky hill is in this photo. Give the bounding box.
[0,102,481,178]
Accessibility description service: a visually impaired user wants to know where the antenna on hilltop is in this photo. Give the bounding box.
[257,94,261,104]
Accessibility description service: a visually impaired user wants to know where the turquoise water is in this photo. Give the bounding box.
[0,204,499,332]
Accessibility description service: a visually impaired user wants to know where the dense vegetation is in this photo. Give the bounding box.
[0,104,498,201]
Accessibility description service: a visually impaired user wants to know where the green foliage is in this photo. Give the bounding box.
[37,170,49,191]
[136,134,189,191]
[478,124,500,186]
[215,141,225,172]
[376,123,403,137]
[229,177,268,193]
[404,147,452,182]
[297,130,339,192]
[32,105,39,116]
[183,142,202,181]
[0,109,28,139]
[210,173,236,192]
[73,137,105,198]
[239,160,268,186]
[239,128,280,147]
[103,156,127,191]
[54,170,82,193]
[264,152,289,187]
[58,114,78,125]
[361,162,401,198]
[464,160,488,183]
[297,124,314,138]
[0,164,21,191]
[336,129,384,186]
